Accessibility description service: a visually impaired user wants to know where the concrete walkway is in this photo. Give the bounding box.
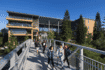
[24,42,76,70]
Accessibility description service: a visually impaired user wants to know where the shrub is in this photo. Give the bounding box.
[0,37,3,46]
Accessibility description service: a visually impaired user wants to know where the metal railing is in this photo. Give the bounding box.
[43,39,105,70]
[0,39,32,70]
[7,23,32,27]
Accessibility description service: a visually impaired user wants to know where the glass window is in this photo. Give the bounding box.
[88,26,89,29]
[88,20,89,24]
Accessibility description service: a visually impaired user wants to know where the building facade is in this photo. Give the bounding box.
[6,11,95,41]
[71,18,95,38]
[6,11,39,41]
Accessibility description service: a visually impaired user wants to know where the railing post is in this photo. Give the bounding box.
[54,40,56,52]
[50,40,51,46]
[80,48,84,70]
[61,42,64,49]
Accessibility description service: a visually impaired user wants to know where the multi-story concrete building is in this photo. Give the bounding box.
[6,11,39,41]
[6,11,95,41]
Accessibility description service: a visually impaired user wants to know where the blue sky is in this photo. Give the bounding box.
[0,0,105,30]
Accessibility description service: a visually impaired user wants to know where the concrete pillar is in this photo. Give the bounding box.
[54,40,56,52]
[48,20,50,32]
[31,29,33,40]
[80,48,84,70]
[50,40,51,46]
[58,21,59,34]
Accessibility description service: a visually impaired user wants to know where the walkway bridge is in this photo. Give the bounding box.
[0,39,105,70]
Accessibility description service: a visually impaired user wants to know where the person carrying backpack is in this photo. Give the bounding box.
[56,45,64,69]
[42,40,47,53]
[63,45,71,68]
[47,46,56,70]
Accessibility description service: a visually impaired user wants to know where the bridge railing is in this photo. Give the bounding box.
[42,39,105,70]
[0,39,32,70]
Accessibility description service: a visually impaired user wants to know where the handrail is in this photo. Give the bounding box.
[45,39,105,55]
[0,39,32,70]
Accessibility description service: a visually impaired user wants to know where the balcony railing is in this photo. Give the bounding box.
[7,24,32,27]
[10,32,31,34]
[7,16,32,20]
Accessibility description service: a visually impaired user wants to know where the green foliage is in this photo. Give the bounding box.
[0,32,3,37]
[93,22,97,40]
[61,20,69,42]
[85,33,92,44]
[0,37,3,46]
[96,12,101,31]
[76,15,87,44]
[68,20,72,39]
[47,30,55,39]
[60,10,72,42]
[64,10,70,20]
[4,48,10,54]
[24,33,29,41]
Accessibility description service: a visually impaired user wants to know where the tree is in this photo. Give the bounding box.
[24,33,29,41]
[93,22,98,40]
[60,10,72,42]
[64,10,70,21]
[47,30,55,39]
[7,32,18,50]
[68,20,72,40]
[86,33,92,44]
[96,12,101,31]
[61,20,69,42]
[76,15,87,44]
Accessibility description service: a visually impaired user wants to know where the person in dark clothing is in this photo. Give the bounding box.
[47,46,55,70]
[63,45,71,68]
[42,40,47,53]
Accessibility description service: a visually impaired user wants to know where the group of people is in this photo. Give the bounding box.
[35,40,71,70]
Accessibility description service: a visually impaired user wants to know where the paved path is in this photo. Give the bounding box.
[24,42,76,70]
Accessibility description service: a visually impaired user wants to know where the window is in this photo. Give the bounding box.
[88,20,89,24]
[88,26,89,29]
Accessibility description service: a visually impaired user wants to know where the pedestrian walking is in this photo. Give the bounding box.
[47,46,56,70]
[56,45,64,69]
[63,45,71,68]
[42,40,47,53]
[35,41,40,55]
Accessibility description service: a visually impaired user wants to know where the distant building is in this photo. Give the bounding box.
[71,18,95,38]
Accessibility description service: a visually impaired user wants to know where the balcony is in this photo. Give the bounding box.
[10,32,32,36]
[33,26,39,31]
[6,24,32,29]
[6,16,33,22]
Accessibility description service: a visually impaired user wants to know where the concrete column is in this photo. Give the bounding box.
[31,29,33,40]
[58,21,59,34]
[48,20,50,32]
[80,48,84,70]
[50,40,51,46]
[54,40,56,52]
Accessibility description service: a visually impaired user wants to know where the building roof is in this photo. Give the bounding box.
[83,17,95,21]
[7,11,39,18]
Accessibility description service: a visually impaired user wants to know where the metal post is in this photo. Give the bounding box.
[48,20,50,32]
[50,40,51,46]
[58,21,59,34]
[80,48,84,70]
[62,42,64,49]
[54,40,56,52]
